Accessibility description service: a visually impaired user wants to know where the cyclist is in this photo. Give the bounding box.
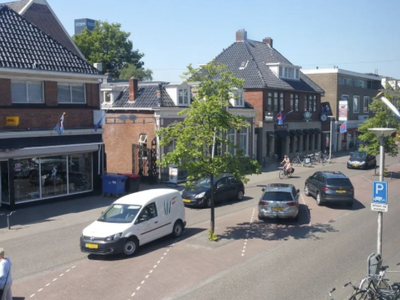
[281,155,292,174]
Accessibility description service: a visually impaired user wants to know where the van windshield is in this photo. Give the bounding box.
[98,204,142,223]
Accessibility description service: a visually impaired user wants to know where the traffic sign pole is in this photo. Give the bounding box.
[378,135,384,255]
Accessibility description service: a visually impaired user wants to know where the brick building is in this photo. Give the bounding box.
[208,30,325,163]
[302,68,381,152]
[0,4,104,209]
[100,78,256,182]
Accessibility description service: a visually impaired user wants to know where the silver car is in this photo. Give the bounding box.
[258,183,300,221]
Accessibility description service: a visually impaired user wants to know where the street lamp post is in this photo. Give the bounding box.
[328,116,335,159]
[368,128,396,256]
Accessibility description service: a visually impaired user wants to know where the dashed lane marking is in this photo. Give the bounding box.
[241,208,255,257]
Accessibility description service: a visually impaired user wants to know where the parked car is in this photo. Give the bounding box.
[80,189,186,256]
[258,183,299,221]
[304,171,354,207]
[181,174,245,208]
[347,151,376,169]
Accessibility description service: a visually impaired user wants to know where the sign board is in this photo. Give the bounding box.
[372,181,388,212]
[6,116,19,126]
[169,167,178,184]
[264,112,274,122]
[338,100,348,121]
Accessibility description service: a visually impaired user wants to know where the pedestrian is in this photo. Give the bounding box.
[0,247,12,300]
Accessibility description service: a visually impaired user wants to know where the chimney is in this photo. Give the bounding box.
[263,37,273,47]
[129,77,138,102]
[236,29,247,42]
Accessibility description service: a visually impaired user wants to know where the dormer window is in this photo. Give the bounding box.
[178,88,189,105]
[229,89,244,107]
[267,63,301,81]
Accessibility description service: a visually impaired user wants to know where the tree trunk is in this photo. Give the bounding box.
[210,174,215,235]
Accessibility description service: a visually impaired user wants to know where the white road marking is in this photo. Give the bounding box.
[45,283,50,287]
[362,175,372,183]
[241,208,255,257]
[38,288,43,292]
[52,278,57,282]
[30,294,35,298]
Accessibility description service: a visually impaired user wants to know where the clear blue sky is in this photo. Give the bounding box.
[47,0,400,82]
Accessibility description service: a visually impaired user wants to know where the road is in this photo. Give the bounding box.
[2,154,400,300]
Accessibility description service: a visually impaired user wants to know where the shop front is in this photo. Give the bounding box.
[0,131,104,209]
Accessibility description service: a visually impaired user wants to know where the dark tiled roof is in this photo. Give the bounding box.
[112,82,175,108]
[4,0,29,13]
[0,5,98,74]
[212,39,324,93]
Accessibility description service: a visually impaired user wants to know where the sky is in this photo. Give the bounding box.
[36,0,400,82]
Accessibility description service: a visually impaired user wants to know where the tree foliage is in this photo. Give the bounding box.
[73,21,148,78]
[157,62,261,238]
[119,63,153,81]
[358,89,400,157]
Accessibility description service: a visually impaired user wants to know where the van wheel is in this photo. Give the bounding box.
[123,237,139,256]
[172,220,184,238]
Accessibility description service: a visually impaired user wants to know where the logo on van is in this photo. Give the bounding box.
[164,196,177,215]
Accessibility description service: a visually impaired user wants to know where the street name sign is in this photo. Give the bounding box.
[372,181,388,212]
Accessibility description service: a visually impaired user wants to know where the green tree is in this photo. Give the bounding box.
[119,63,153,81]
[358,89,400,157]
[73,21,149,78]
[157,62,261,241]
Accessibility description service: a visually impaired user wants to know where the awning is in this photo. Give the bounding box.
[314,128,322,134]
[275,130,291,138]
[308,129,317,134]
[296,129,305,135]
[302,129,311,135]
[267,131,277,138]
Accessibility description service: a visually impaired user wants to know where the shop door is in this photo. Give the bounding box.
[0,161,10,205]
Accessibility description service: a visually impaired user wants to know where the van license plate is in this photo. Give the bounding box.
[86,243,98,249]
[183,199,191,203]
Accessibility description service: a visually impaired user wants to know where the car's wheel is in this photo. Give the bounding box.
[316,192,323,206]
[123,237,139,256]
[236,190,244,201]
[304,184,310,196]
[172,220,184,238]
[293,214,299,222]
[258,214,264,221]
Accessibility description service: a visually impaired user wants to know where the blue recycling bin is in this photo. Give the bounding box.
[101,174,127,195]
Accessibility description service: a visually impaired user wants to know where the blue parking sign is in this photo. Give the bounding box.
[372,181,388,204]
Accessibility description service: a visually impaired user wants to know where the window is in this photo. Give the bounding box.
[230,89,244,107]
[363,96,370,113]
[357,79,365,88]
[279,93,284,111]
[353,95,360,113]
[267,93,272,111]
[273,92,278,111]
[178,88,189,105]
[137,203,157,222]
[239,127,248,156]
[58,83,85,103]
[290,94,294,111]
[278,66,300,80]
[304,96,308,111]
[227,129,236,154]
[308,95,312,111]
[313,95,317,112]
[295,94,299,111]
[338,76,344,86]
[344,77,354,87]
[11,81,43,103]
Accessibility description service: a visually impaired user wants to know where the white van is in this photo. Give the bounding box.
[80,189,186,256]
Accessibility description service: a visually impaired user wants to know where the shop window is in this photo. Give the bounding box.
[68,153,92,193]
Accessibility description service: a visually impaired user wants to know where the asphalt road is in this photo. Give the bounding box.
[2,154,400,300]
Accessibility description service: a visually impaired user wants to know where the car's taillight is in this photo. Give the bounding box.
[322,187,331,192]
[286,202,297,206]
[258,200,268,205]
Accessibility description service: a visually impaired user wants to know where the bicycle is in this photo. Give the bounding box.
[292,154,312,167]
[328,287,336,300]
[358,265,400,299]
[278,166,293,179]
[321,155,335,165]
[343,281,375,300]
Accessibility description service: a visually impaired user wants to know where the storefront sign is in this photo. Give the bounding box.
[6,116,19,126]
[264,112,274,122]
[303,111,312,122]
[339,100,348,121]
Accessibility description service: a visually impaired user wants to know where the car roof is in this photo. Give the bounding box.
[264,183,294,193]
[319,171,348,179]
[113,188,179,206]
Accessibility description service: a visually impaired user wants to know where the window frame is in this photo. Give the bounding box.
[227,129,237,155]
[11,80,44,104]
[353,95,360,113]
[58,83,86,104]
[363,96,370,113]
[178,88,190,106]
[239,126,248,156]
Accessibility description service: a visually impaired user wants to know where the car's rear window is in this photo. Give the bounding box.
[262,192,293,201]
[327,178,352,186]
